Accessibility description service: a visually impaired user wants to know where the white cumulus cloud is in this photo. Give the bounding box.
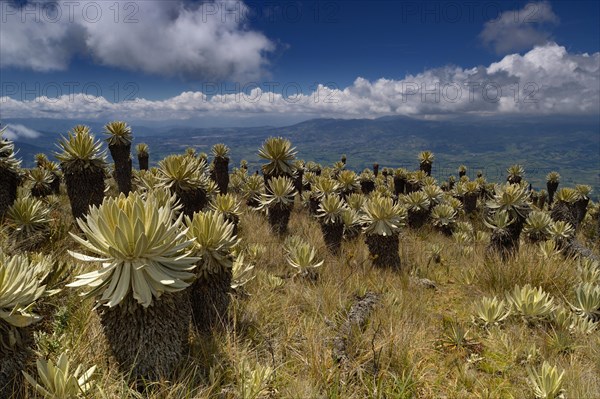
[0,0,274,80]
[0,43,598,122]
[479,1,559,55]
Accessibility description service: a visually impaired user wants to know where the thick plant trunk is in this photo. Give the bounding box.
[109,143,132,194]
[574,198,589,227]
[486,230,518,261]
[175,187,207,217]
[551,201,577,228]
[408,209,429,229]
[0,327,33,399]
[0,169,18,220]
[268,204,292,236]
[294,169,304,196]
[309,197,320,215]
[419,162,432,176]
[365,233,400,269]
[321,222,344,255]
[31,184,52,198]
[63,167,105,221]
[190,268,232,333]
[360,181,375,194]
[463,193,478,213]
[393,177,406,196]
[50,173,61,195]
[138,155,149,171]
[547,182,558,206]
[213,157,229,194]
[97,292,191,382]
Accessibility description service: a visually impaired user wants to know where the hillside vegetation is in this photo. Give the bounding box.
[1,123,599,399]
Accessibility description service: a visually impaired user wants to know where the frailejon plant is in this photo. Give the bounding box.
[430,203,457,236]
[23,351,96,398]
[211,143,230,194]
[28,167,54,198]
[506,164,525,184]
[418,151,434,176]
[361,196,407,269]
[185,210,239,332]
[402,191,430,229]
[231,254,255,292]
[242,174,265,208]
[341,208,362,240]
[104,121,133,194]
[551,187,579,228]
[55,126,106,220]
[136,143,149,171]
[505,284,556,322]
[0,126,22,219]
[526,361,565,399]
[210,193,242,235]
[569,283,600,321]
[157,154,208,216]
[67,192,198,381]
[259,176,296,236]
[574,184,592,226]
[258,137,297,183]
[546,172,560,207]
[317,194,348,254]
[285,236,323,278]
[473,296,511,327]
[486,183,531,257]
[523,210,553,243]
[0,253,49,396]
[548,220,574,250]
[5,196,51,251]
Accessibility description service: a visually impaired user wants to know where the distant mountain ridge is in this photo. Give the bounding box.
[4,115,599,195]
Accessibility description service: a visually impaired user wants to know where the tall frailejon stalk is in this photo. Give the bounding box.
[574,185,592,227]
[0,253,49,397]
[485,211,517,261]
[506,164,524,185]
[546,171,560,207]
[28,167,53,198]
[361,196,407,269]
[55,126,106,220]
[210,193,242,236]
[402,190,430,228]
[185,210,238,332]
[104,121,133,194]
[550,188,579,228]
[457,181,480,213]
[485,183,531,258]
[158,154,208,216]
[259,176,296,236]
[336,170,360,199]
[0,126,22,220]
[136,143,149,171]
[67,192,197,381]
[359,169,375,194]
[317,194,348,254]
[393,168,408,196]
[258,137,297,187]
[419,151,434,176]
[42,161,62,194]
[211,143,230,194]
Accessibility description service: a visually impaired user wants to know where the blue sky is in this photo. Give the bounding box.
[1,0,599,126]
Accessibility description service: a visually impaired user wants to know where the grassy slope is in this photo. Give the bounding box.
[4,179,600,398]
